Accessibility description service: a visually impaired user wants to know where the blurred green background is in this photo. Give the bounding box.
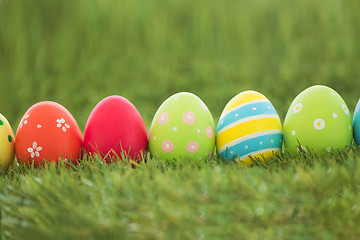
[1,0,360,131]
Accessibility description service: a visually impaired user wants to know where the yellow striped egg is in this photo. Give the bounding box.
[216,91,283,165]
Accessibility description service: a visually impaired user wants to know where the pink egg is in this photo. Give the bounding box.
[83,96,148,163]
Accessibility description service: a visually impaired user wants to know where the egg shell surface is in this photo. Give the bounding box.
[149,92,215,161]
[83,96,148,163]
[15,101,83,166]
[0,113,15,170]
[283,85,352,154]
[216,90,283,165]
[353,98,360,145]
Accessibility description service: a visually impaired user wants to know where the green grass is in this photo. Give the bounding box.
[1,0,360,239]
[2,150,360,239]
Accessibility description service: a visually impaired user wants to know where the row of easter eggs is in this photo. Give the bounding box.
[1,85,360,170]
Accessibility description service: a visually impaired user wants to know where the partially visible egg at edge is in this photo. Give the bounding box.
[0,113,15,171]
[353,98,360,145]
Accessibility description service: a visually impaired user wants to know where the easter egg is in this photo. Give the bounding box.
[352,98,360,145]
[83,96,148,163]
[15,101,83,166]
[216,91,283,165]
[0,113,15,170]
[149,92,215,161]
[283,85,352,154]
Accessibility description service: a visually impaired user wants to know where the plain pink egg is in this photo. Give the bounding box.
[83,96,148,163]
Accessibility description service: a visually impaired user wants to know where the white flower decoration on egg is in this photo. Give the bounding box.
[19,114,30,128]
[56,118,70,132]
[342,104,349,115]
[27,141,42,158]
[293,103,303,114]
[313,119,325,130]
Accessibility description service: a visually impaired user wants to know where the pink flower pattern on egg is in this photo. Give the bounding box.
[161,140,174,153]
[158,112,169,125]
[183,111,195,124]
[206,126,213,138]
[186,141,199,153]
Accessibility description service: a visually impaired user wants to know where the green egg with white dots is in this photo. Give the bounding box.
[283,85,352,154]
[149,92,215,161]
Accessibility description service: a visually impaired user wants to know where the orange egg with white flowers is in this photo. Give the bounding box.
[15,101,83,166]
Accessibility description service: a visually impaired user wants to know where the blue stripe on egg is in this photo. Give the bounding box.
[217,100,278,132]
[218,132,283,160]
[354,98,360,145]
